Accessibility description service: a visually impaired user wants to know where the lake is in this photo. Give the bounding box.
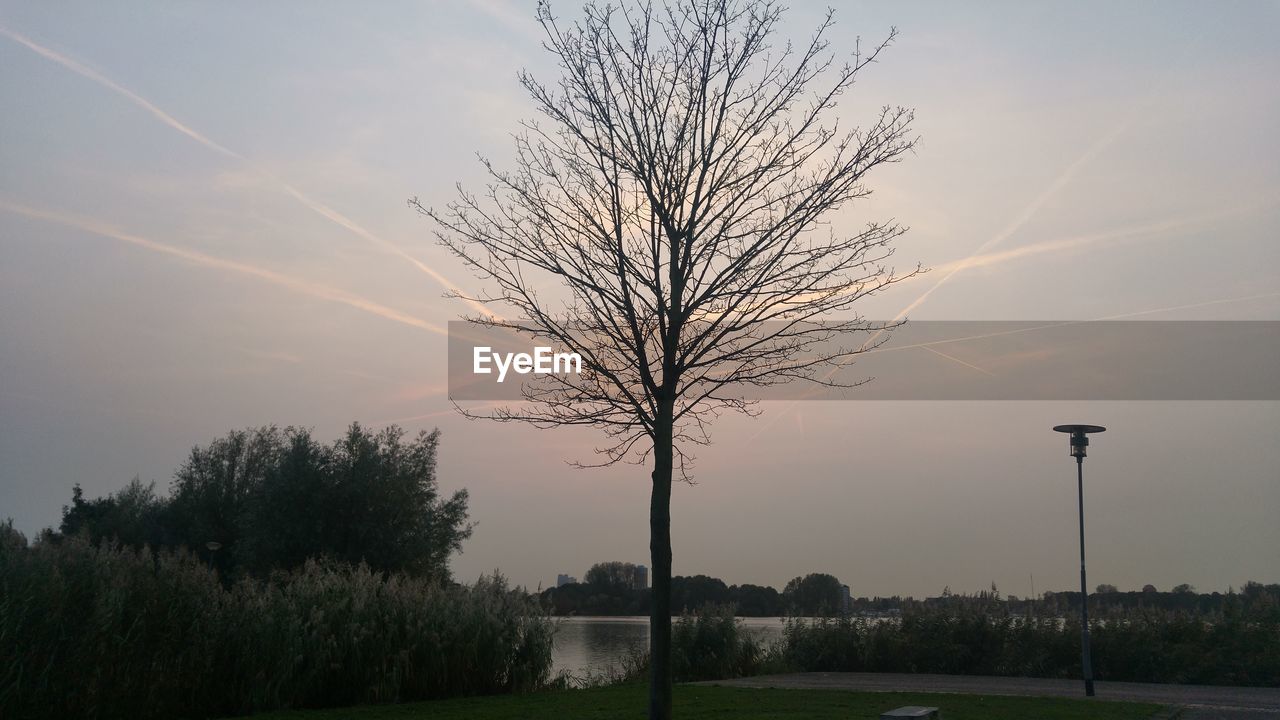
[549,616,788,678]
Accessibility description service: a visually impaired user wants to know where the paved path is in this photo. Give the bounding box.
[694,673,1280,717]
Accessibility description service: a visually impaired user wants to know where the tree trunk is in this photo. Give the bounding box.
[648,399,674,720]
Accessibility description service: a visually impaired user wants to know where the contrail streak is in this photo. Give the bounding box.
[847,62,1212,369]
[752,197,1273,424]
[891,118,1136,323]
[0,26,243,160]
[0,199,445,335]
[1096,292,1280,320]
[0,25,496,319]
[860,292,1280,357]
[902,192,1280,283]
[921,345,995,376]
[745,288,1280,441]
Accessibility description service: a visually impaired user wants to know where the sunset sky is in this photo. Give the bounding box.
[2,0,1277,598]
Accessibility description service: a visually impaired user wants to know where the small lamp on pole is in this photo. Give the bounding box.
[205,541,222,572]
[1052,423,1105,697]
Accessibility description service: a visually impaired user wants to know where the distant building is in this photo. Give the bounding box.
[632,565,648,590]
[557,574,577,587]
[841,584,852,613]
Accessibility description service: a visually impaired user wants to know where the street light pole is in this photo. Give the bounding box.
[205,541,222,573]
[1075,453,1093,697]
[1053,424,1105,698]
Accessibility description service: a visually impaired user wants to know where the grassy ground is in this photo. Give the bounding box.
[236,683,1165,719]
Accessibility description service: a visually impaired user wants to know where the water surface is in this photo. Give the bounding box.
[549,616,788,678]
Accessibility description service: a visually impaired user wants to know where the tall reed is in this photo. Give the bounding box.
[0,532,553,719]
[775,600,1280,686]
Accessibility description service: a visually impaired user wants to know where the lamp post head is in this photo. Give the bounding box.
[1053,424,1106,459]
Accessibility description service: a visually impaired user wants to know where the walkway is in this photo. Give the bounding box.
[695,673,1280,717]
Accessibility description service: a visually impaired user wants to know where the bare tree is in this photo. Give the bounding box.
[415,1,917,717]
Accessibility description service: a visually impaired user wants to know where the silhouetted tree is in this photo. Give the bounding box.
[167,426,283,575]
[672,574,731,611]
[322,424,471,580]
[729,583,782,616]
[60,478,169,550]
[54,424,470,582]
[0,519,26,552]
[237,427,331,574]
[783,573,845,615]
[418,1,916,716]
[1096,583,1119,594]
[586,561,643,592]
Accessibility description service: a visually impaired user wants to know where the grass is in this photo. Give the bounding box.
[233,683,1165,720]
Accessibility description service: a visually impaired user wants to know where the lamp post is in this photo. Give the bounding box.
[205,541,222,572]
[1052,424,1105,697]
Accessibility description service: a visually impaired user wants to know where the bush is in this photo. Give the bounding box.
[56,423,471,584]
[0,535,553,719]
[671,604,768,681]
[775,600,1280,686]
[555,605,773,688]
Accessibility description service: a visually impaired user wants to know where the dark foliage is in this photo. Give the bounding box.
[776,586,1280,686]
[783,573,846,615]
[0,533,552,720]
[55,423,470,582]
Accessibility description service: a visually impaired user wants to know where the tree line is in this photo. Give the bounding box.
[541,562,1274,619]
[542,564,849,616]
[48,423,471,583]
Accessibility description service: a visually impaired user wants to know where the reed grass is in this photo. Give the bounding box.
[775,601,1280,686]
[0,531,553,719]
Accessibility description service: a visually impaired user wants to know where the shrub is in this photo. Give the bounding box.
[774,600,1280,686]
[671,604,767,681]
[0,536,552,719]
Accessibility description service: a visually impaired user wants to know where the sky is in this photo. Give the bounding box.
[1,0,1277,599]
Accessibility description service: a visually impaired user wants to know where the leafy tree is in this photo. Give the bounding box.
[0,519,26,552]
[729,584,782,617]
[320,424,471,580]
[59,478,168,550]
[418,1,916,715]
[671,574,730,611]
[783,573,845,615]
[52,423,470,582]
[1096,583,1119,594]
[167,426,284,576]
[236,427,333,575]
[586,561,643,592]
[1172,583,1196,594]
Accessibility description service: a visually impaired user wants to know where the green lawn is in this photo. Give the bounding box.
[236,683,1165,720]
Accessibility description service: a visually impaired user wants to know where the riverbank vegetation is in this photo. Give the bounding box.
[543,560,1276,623]
[612,589,1280,687]
[774,586,1280,686]
[559,589,1280,689]
[0,422,549,720]
[542,566,846,616]
[2,419,1276,720]
[0,531,554,720]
